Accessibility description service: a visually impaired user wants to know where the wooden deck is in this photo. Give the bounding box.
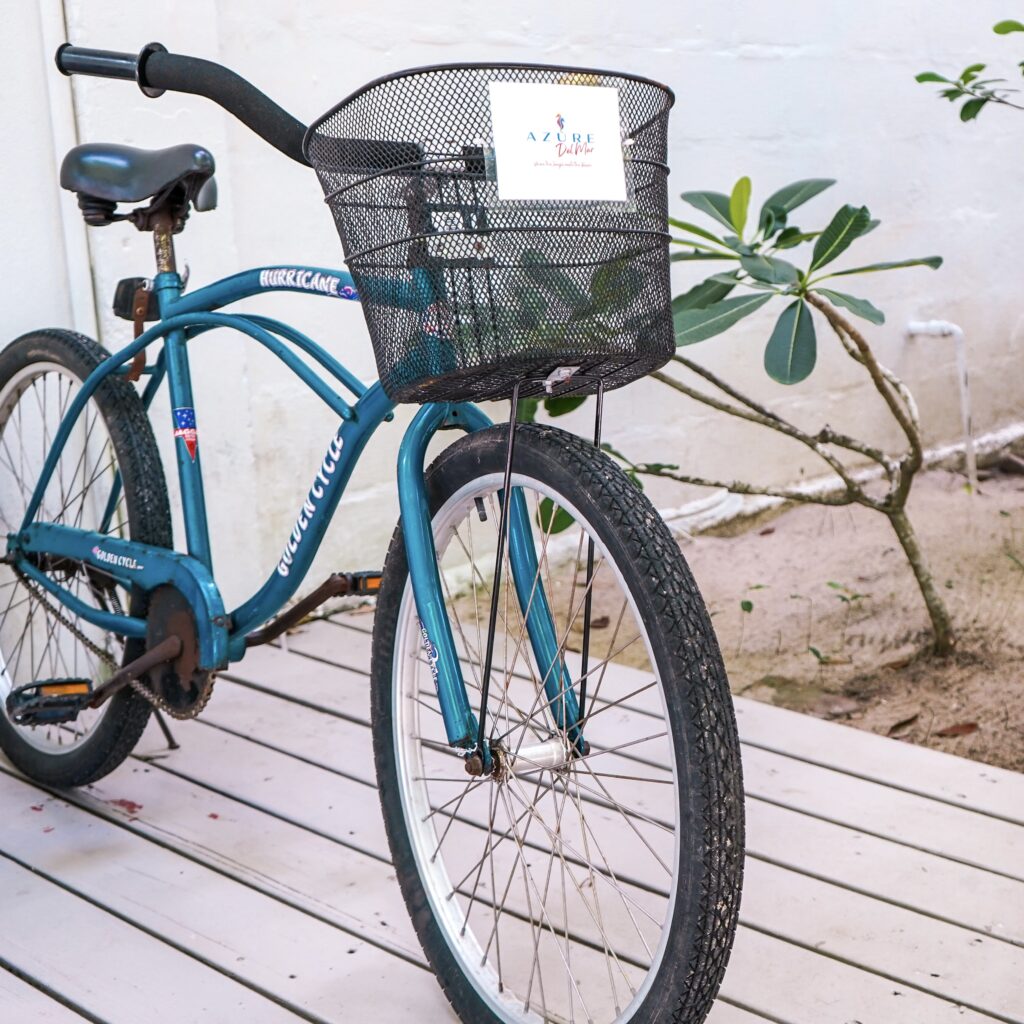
[1,611,1022,1024]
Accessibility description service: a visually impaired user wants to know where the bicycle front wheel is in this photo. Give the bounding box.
[370,423,744,1024]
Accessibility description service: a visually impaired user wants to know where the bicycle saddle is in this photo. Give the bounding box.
[60,142,217,225]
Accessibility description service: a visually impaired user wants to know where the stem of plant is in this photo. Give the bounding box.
[887,506,955,656]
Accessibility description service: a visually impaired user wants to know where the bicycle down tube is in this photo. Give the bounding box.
[6,264,582,750]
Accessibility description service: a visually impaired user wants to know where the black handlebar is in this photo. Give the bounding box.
[55,43,310,166]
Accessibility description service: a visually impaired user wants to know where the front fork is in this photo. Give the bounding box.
[396,403,583,768]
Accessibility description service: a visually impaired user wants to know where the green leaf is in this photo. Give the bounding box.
[536,497,574,534]
[825,256,943,278]
[722,235,755,256]
[740,599,754,613]
[758,179,835,235]
[815,288,885,325]
[810,205,872,272]
[960,97,988,121]
[773,227,820,250]
[517,397,539,423]
[941,87,967,101]
[670,250,735,262]
[591,259,643,313]
[667,217,727,246]
[994,19,1024,33]
[521,249,590,315]
[674,292,773,346]
[680,190,736,232]
[729,177,752,238]
[672,273,738,313]
[740,255,799,285]
[960,62,986,84]
[543,395,587,417]
[764,299,816,384]
[915,71,950,84]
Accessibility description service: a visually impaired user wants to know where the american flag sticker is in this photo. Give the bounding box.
[172,407,199,461]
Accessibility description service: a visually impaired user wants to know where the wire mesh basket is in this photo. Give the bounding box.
[304,63,675,404]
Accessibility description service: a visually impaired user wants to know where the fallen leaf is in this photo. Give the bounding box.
[589,615,610,630]
[887,713,920,736]
[208,812,220,820]
[759,527,775,536]
[882,655,915,671]
[934,721,978,738]
[811,694,860,719]
[30,804,43,812]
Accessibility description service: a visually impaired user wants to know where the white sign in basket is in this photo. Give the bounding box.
[488,80,627,203]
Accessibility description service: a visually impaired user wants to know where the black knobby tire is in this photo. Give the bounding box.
[0,330,172,787]
[370,423,744,1024]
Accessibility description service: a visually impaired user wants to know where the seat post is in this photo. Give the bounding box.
[152,211,177,274]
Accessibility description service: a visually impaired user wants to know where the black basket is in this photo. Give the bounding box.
[304,63,675,404]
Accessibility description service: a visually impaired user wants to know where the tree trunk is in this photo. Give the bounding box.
[887,507,955,656]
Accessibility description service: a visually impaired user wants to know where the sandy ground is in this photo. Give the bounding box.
[680,467,1024,772]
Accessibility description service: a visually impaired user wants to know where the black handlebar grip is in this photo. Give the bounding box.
[56,43,168,97]
[55,44,139,81]
[142,50,309,165]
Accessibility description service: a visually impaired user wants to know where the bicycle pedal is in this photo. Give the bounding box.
[345,571,382,595]
[5,679,93,726]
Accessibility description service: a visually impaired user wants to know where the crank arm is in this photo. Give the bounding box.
[88,634,183,708]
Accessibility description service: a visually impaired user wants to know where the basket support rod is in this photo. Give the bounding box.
[474,381,521,760]
[578,382,604,725]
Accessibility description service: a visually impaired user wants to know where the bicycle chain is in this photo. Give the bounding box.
[14,569,215,720]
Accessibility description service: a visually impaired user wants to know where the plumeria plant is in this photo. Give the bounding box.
[608,177,957,655]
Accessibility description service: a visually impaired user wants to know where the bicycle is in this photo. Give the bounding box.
[0,42,744,1024]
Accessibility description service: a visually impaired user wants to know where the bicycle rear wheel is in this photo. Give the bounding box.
[370,423,743,1024]
[0,330,171,787]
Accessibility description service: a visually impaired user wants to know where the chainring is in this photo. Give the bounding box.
[142,584,215,719]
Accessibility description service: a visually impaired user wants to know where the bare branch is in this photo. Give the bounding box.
[628,463,861,507]
[806,292,924,483]
[670,354,894,475]
[651,368,885,508]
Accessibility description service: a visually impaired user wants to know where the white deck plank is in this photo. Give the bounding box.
[0,772,456,1023]
[0,855,303,1024]
[141,696,1019,1020]
[228,646,1024,945]
[705,1004,774,1024]
[724,927,1003,1024]
[0,969,87,1023]
[733,697,1024,825]
[743,745,1024,880]
[7,755,426,965]
[741,859,1023,1018]
[745,799,1024,947]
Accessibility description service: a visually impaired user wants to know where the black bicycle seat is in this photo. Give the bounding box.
[60,142,216,209]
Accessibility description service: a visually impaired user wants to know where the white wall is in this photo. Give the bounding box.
[6,1,1023,611]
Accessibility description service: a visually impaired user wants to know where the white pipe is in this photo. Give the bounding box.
[905,319,977,491]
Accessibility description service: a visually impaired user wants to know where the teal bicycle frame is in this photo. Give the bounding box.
[6,264,580,751]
